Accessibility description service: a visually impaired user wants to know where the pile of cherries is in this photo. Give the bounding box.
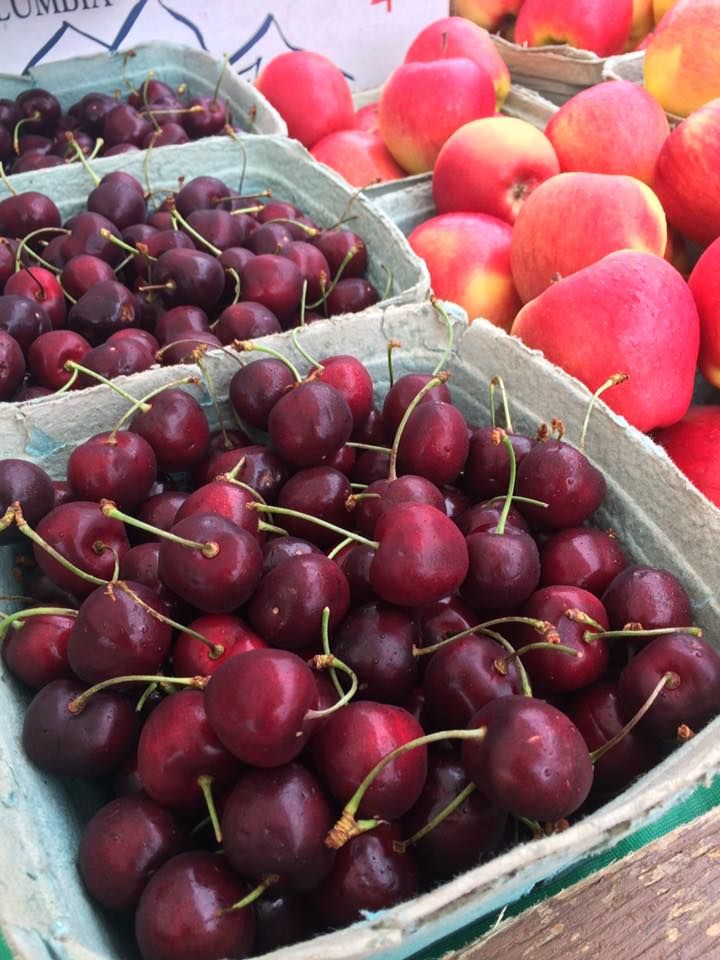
[0,165,379,402]
[0,63,244,175]
[1,335,717,960]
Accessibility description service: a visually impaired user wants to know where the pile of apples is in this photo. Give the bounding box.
[255,3,720,512]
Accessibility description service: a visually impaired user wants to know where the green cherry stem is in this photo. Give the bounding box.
[482,626,533,697]
[319,604,342,699]
[248,502,378,550]
[224,874,280,914]
[100,499,220,558]
[116,580,223,658]
[197,774,223,843]
[135,681,158,713]
[13,112,41,155]
[306,654,358,720]
[298,278,308,326]
[233,340,303,382]
[326,535,354,561]
[325,727,488,849]
[346,442,391,454]
[387,338,400,388]
[393,782,477,854]
[0,161,18,195]
[388,371,449,481]
[0,605,77,641]
[13,503,107,587]
[65,132,101,185]
[485,494,549,509]
[590,671,678,763]
[257,520,289,536]
[15,226,70,274]
[494,641,581,676]
[579,372,629,452]
[493,429,516,536]
[170,204,222,257]
[63,361,141,404]
[582,624,702,645]
[225,267,241,306]
[291,325,323,371]
[414,616,558,658]
[307,243,360,311]
[430,297,455,376]
[380,263,393,301]
[0,505,15,534]
[99,227,158,262]
[68,673,207,714]
[489,375,513,433]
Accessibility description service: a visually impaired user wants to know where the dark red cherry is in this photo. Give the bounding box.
[60,255,116,300]
[195,445,287,501]
[0,191,61,238]
[66,280,136,344]
[214,301,281,344]
[78,795,186,911]
[277,467,351,547]
[314,229,368,278]
[67,431,157,511]
[262,536,322,573]
[281,241,331,301]
[118,542,187,621]
[382,373,452,434]
[0,458,54,544]
[17,88,61,134]
[333,542,376,606]
[135,852,255,960]
[253,893,313,952]
[415,595,479,653]
[268,380,353,467]
[171,613,266,678]
[22,677,136,777]
[103,103,153,146]
[0,329,25,400]
[325,277,379,315]
[88,176,147,230]
[2,613,75,688]
[515,439,606,529]
[601,564,693,633]
[442,484,471,521]
[248,221,294,255]
[464,427,534,500]
[186,208,246,251]
[175,176,231,217]
[240,254,303,322]
[183,95,228,137]
[133,228,194,279]
[5,267,66,330]
[0,293,51,353]
[462,695,594,821]
[63,211,124,265]
[130,388,211,473]
[228,357,296,430]
[540,527,628,596]
[175,479,262,541]
[68,91,116,136]
[153,248,225,309]
[74,337,154,386]
[461,528,541,612]
[142,122,189,147]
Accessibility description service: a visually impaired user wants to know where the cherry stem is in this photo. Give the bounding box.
[345,492,381,511]
[265,217,319,239]
[325,727,488,849]
[327,535,354,561]
[225,874,279,914]
[217,469,265,506]
[13,503,108,587]
[111,376,199,435]
[307,244,360,310]
[116,580,224,658]
[13,112,41,155]
[485,494,548,509]
[494,641,580,675]
[96,542,121,582]
[0,605,77,640]
[99,228,158,261]
[319,604,343,698]
[233,340,302,382]
[257,520,289,536]
[584,625,702,644]
[430,297,455,376]
[68,673,207,714]
[393,782,477,854]
[193,349,231,452]
[483,626,533,697]
[135,680,157,713]
[387,338,401,388]
[16,241,63,278]
[228,205,265,217]
[0,161,18,196]
[299,279,308,326]
[291,326,323,371]
[100,500,220,558]
[249,502,378,550]
[493,430,517,536]
[65,132,100,185]
[579,372,628,452]
[516,814,544,838]
[15,226,70,274]
[0,505,16,533]
[306,654,358,719]
[380,263,393,301]
[197,775,222,843]
[55,366,79,393]
[388,371,449,481]
[489,375,513,433]
[346,442,391,454]
[590,671,679,763]
[226,267,241,306]
[170,204,222,257]
[414,616,558,657]
[64,361,140,404]
[212,53,229,107]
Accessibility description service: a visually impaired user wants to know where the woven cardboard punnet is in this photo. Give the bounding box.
[0,41,286,173]
[1,301,719,960]
[0,135,429,456]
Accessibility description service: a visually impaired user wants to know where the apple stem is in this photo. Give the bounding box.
[590,671,679,763]
[225,874,280,914]
[325,726,488,849]
[489,375,514,433]
[493,430,517,536]
[248,502,379,550]
[64,132,100,185]
[393,782,477,854]
[579,373,628,452]
[100,499,220,558]
[387,338,401,388]
[232,340,303,382]
[115,580,224,658]
[387,371,449,481]
[414,616,558,658]
[0,605,77,641]
[13,111,41,155]
[99,228,158,262]
[306,654,358,719]
[110,376,200,436]
[0,161,18,196]
[430,297,455,375]
[291,326,323,371]
[196,775,223,843]
[307,243,360,311]
[68,672,207,714]
[12,503,108,587]
[493,641,580,676]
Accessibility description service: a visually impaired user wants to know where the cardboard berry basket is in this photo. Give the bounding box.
[0,41,287,178]
[0,133,430,452]
[1,300,719,960]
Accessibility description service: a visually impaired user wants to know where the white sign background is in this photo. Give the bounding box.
[0,0,450,88]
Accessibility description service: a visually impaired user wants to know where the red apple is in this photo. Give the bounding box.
[433,116,560,224]
[688,235,720,386]
[355,102,380,134]
[511,172,668,303]
[514,0,634,56]
[378,58,495,175]
[511,251,699,433]
[255,51,354,149]
[404,16,511,108]
[653,407,720,509]
[652,98,720,247]
[627,0,655,49]
[544,81,670,185]
[408,212,521,331]
[449,0,523,32]
[311,130,406,186]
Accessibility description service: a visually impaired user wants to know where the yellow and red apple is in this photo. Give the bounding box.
[433,116,560,224]
[310,130,406,186]
[627,0,655,48]
[653,407,720,509]
[514,0,634,56]
[544,81,669,185]
[511,251,700,433]
[653,0,678,21]
[449,0,523,32]
[688,235,720,386]
[407,212,521,331]
[511,172,667,303]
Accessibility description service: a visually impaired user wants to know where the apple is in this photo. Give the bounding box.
[510,251,700,433]
[433,116,560,224]
[355,102,380,134]
[544,80,670,185]
[644,0,720,116]
[378,59,495,175]
[653,0,679,23]
[255,51,354,149]
[310,130,406,186]
[652,98,720,247]
[511,172,667,303]
[449,0,523,32]
[627,0,655,47]
[407,212,521,331]
[653,407,720,509]
[404,16,511,108]
[514,0,634,56]
[687,235,720,386]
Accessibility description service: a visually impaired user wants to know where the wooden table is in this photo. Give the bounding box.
[458,806,720,959]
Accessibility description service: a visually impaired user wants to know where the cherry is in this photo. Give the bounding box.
[5,266,66,329]
[108,327,160,355]
[156,331,222,365]
[0,294,51,352]
[333,601,420,704]
[130,388,210,473]
[312,701,427,819]
[313,229,368,277]
[103,103,153,146]
[333,541,376,605]
[22,677,136,777]
[137,689,241,812]
[214,302,281,344]
[68,91,116,135]
[67,580,172,684]
[67,431,157,511]
[400,749,507,882]
[313,354,374,428]
[268,380,354,467]
[325,277,379,315]
[515,439,606,529]
[2,612,75,689]
[0,191,61,237]
[143,122,189,147]
[281,241,331,301]
[312,823,420,929]
[464,427,534,500]
[183,95,228,137]
[262,536,322,573]
[133,228,194,279]
[462,695,594,822]
[540,527,628,597]
[186,208,246,251]
[152,248,225,309]
[442,484,471,521]
[277,467,352,547]
[27,330,90,389]
[382,373,452,434]
[78,795,186,911]
[195,445,287,500]
[14,384,52,401]
[88,176,147,230]
[172,613,266,678]
[67,280,136,344]
[17,88,61,133]
[22,566,81,609]
[51,479,76,507]
[566,681,661,793]
[222,762,336,891]
[228,357,296,430]
[601,564,693,633]
[0,239,19,285]
[205,648,319,766]
[415,595,479,653]
[456,500,530,536]
[248,221,295,255]
[350,449,390,485]
[118,542,187,621]
[462,528,540,613]
[134,852,256,960]
[0,458,54,544]
[74,337,154,386]
[0,329,25,399]
[240,254,303,322]
[64,211,123,265]
[175,176,231,218]
[618,632,720,739]
[175,479,263,541]
[254,893,313,952]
